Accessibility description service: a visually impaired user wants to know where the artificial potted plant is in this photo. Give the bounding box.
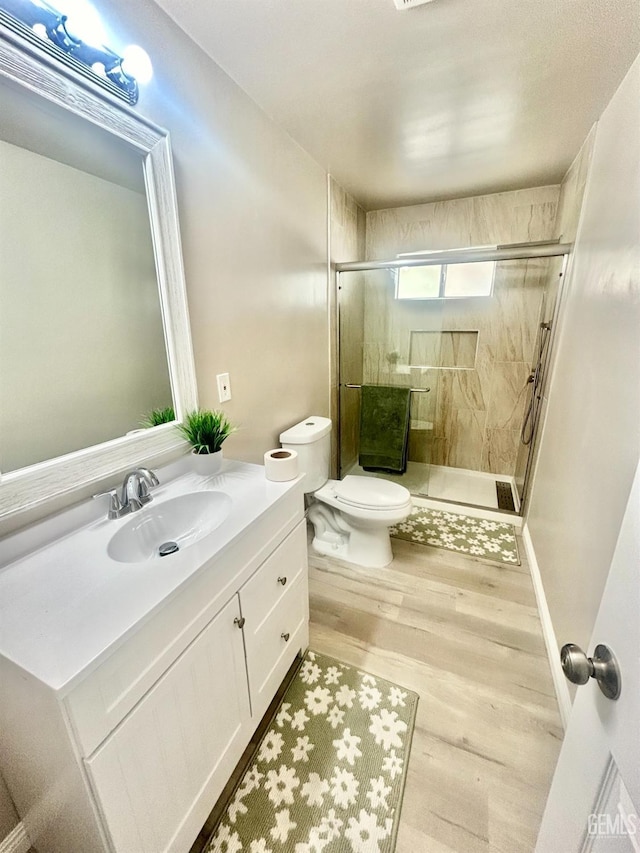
[141,406,176,427]
[178,409,236,475]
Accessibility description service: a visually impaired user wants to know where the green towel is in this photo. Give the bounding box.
[359,385,411,474]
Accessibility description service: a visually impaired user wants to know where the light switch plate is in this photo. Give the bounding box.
[216,373,231,402]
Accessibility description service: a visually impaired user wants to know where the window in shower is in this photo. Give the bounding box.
[395,259,496,300]
[395,264,442,298]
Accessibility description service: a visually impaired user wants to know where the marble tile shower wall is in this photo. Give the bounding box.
[363,187,560,477]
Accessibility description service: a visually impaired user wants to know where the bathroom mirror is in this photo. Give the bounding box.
[0,23,197,518]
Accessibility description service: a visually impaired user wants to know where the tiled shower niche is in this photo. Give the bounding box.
[409,329,479,370]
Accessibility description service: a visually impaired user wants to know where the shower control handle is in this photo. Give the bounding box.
[560,643,621,700]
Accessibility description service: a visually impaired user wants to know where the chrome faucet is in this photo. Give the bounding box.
[94,467,160,519]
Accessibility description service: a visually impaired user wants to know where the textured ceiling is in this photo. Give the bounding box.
[153,0,640,210]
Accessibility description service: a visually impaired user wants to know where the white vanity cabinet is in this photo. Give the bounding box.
[0,467,308,853]
[83,523,309,853]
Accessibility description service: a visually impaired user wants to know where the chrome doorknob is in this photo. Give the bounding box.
[560,643,592,685]
[560,643,621,700]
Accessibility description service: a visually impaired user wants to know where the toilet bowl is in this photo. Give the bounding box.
[279,417,412,568]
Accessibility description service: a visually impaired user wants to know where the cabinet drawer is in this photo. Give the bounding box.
[243,570,309,721]
[85,595,251,853]
[240,519,307,631]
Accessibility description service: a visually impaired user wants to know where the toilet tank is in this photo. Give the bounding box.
[279,416,332,493]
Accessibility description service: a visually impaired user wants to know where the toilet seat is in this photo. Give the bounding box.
[333,475,410,511]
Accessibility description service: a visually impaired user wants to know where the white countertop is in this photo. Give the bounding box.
[0,460,302,692]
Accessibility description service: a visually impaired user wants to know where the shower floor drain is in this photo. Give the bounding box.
[496,481,516,512]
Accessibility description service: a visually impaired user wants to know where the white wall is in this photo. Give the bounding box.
[527,55,640,656]
[92,0,331,464]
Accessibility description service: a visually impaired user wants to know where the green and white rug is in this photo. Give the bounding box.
[205,651,418,853]
[390,507,520,565]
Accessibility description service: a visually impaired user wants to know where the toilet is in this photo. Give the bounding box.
[279,416,412,568]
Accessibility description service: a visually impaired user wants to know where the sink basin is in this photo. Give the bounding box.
[108,491,232,563]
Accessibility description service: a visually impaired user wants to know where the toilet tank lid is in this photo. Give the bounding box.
[279,416,332,444]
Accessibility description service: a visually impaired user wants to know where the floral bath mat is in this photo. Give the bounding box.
[205,651,418,853]
[390,507,520,565]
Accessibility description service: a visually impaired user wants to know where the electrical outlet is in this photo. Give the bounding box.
[216,373,231,402]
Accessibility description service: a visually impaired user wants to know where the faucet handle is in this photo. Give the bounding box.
[93,489,123,520]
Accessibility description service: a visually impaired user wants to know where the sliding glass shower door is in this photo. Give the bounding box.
[337,267,438,495]
[337,248,567,514]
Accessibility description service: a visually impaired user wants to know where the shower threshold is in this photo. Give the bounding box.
[347,462,519,515]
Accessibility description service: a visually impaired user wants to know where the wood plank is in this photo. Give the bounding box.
[310,597,555,704]
[308,528,563,853]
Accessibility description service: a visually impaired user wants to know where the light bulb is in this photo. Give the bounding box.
[121,45,153,85]
[63,0,107,47]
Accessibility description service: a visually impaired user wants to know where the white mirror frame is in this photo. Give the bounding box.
[0,21,197,520]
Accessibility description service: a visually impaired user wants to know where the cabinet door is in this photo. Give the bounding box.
[86,595,251,853]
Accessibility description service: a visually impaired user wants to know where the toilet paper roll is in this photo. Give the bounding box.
[264,449,298,482]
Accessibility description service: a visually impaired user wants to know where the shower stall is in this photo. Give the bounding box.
[336,242,570,515]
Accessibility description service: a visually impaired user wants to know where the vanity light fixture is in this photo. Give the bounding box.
[0,0,152,104]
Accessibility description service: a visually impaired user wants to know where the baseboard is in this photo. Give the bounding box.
[522,523,572,729]
[0,822,30,853]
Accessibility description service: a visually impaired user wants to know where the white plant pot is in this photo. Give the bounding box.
[191,448,223,476]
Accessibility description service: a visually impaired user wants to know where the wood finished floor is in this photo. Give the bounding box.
[308,527,563,853]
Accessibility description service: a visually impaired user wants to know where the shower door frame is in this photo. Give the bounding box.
[517,252,570,515]
[335,241,572,517]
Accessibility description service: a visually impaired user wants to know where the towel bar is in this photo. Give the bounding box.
[344,384,430,393]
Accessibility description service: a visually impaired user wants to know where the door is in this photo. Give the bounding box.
[536,461,640,851]
[337,266,437,495]
[86,594,252,853]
